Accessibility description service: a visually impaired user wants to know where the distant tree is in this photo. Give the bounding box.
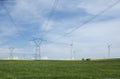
[82,58,85,61]
[86,58,91,61]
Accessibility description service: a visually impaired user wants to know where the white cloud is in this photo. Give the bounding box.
[1,0,120,59]
[41,56,48,60]
[78,0,120,16]
[78,0,117,13]
[0,21,18,37]
[43,16,120,59]
[41,21,54,31]
[11,0,55,22]
[72,18,120,42]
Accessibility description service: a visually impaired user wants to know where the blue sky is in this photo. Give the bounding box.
[0,0,120,59]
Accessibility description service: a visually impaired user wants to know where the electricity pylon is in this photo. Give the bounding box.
[70,42,73,60]
[31,38,46,60]
[108,44,112,58]
[9,47,14,60]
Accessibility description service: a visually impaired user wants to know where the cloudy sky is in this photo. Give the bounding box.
[0,0,120,59]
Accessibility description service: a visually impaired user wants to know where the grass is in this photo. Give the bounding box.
[0,59,120,79]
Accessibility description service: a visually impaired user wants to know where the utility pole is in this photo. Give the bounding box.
[108,44,112,58]
[31,38,46,60]
[9,47,14,60]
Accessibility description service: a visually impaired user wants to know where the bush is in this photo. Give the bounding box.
[86,58,91,61]
[82,58,85,61]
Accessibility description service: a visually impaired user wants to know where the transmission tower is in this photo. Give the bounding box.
[70,42,73,60]
[107,44,112,58]
[9,47,14,60]
[31,38,46,60]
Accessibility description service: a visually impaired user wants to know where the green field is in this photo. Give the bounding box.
[0,59,120,79]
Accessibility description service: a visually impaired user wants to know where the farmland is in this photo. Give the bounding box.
[0,59,120,79]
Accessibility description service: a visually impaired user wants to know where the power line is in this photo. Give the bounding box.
[0,1,26,40]
[37,0,60,45]
[1,3,17,29]
[0,0,58,59]
[46,0,58,26]
[1,0,58,44]
[51,0,120,42]
[65,0,120,35]
[42,0,58,35]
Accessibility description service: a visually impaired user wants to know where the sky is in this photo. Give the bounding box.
[0,0,120,60]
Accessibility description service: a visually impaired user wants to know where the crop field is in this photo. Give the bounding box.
[0,59,120,79]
